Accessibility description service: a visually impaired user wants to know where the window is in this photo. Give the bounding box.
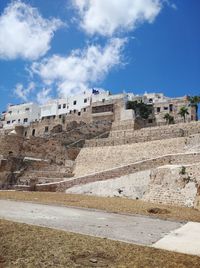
[12,120,15,123]
[18,119,20,123]
[69,110,72,114]
[59,115,62,118]
[8,111,12,114]
[45,126,49,133]
[74,109,76,113]
[25,108,30,111]
[78,112,81,116]
[164,107,168,110]
[102,99,105,103]
[63,104,66,109]
[149,98,153,103]
[32,129,35,136]
[7,121,10,124]
[148,119,153,124]
[84,98,87,103]
[83,108,86,112]
[73,100,77,105]
[157,107,161,113]
[23,118,28,123]
[24,131,27,137]
[58,104,61,109]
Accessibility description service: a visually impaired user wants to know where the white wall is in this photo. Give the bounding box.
[40,100,58,118]
[57,91,91,115]
[3,103,40,128]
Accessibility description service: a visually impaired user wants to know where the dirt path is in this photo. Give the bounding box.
[0,200,182,245]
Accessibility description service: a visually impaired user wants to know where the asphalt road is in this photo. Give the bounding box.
[0,200,183,245]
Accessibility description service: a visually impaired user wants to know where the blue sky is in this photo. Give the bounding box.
[0,0,200,112]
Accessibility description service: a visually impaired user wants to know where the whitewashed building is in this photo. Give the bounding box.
[40,91,92,119]
[2,103,40,129]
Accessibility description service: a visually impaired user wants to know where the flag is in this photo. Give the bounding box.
[92,88,99,95]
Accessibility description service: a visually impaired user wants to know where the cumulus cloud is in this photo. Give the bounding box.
[31,38,126,97]
[36,88,52,104]
[72,0,163,36]
[0,0,63,60]
[14,82,35,101]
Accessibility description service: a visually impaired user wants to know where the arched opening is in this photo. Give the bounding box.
[32,129,35,136]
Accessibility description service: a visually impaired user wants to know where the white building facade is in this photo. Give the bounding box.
[2,103,40,129]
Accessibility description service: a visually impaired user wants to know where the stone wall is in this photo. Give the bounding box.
[0,133,80,164]
[85,121,200,147]
[74,137,186,177]
[34,152,200,192]
[66,170,151,199]
[185,133,200,152]
[143,163,200,207]
[26,107,93,138]
[0,135,24,157]
[0,156,24,189]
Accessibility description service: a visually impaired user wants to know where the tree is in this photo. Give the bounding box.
[164,113,174,124]
[187,95,200,121]
[178,106,189,122]
[126,100,153,120]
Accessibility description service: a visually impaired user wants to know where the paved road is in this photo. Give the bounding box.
[0,200,183,245]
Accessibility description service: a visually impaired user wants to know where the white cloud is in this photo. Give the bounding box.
[72,0,163,36]
[0,0,63,60]
[14,82,35,101]
[31,38,126,97]
[36,88,52,105]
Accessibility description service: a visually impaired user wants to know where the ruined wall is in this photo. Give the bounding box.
[0,134,79,164]
[0,156,24,189]
[0,135,24,157]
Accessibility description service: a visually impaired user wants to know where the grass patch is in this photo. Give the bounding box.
[0,191,200,222]
[0,219,200,268]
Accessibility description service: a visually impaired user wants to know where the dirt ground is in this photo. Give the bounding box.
[1,219,200,268]
[0,191,200,222]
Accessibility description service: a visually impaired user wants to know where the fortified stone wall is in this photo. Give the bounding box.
[85,121,200,147]
[143,163,200,207]
[74,137,187,177]
[185,133,200,151]
[34,152,200,193]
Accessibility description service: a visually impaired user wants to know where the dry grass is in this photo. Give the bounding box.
[0,219,200,268]
[0,191,200,222]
